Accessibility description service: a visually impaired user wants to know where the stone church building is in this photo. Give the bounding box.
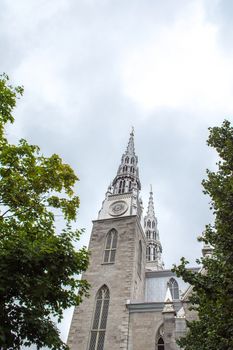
[67,130,199,350]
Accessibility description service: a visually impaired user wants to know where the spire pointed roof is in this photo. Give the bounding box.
[144,186,164,271]
[125,127,135,156]
[146,185,155,217]
[164,286,173,303]
[111,128,141,195]
[162,286,175,314]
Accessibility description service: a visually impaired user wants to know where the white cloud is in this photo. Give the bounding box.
[1,0,232,345]
[121,2,233,116]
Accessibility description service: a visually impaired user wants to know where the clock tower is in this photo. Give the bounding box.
[67,130,146,350]
[98,128,143,221]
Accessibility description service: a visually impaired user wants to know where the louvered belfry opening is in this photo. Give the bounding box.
[89,285,110,350]
[103,229,118,263]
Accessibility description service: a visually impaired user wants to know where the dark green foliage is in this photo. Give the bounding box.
[0,74,89,349]
[173,120,233,350]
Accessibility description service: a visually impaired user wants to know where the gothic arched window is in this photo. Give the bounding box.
[129,181,132,192]
[103,229,118,263]
[138,240,142,276]
[89,285,110,350]
[125,156,129,163]
[147,220,151,228]
[168,278,179,300]
[152,221,155,228]
[130,166,135,173]
[131,157,135,164]
[157,337,164,350]
[153,231,156,240]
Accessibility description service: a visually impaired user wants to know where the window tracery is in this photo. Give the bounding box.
[103,229,118,263]
[168,278,179,299]
[89,285,110,350]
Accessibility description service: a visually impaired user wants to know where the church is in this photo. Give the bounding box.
[67,130,199,350]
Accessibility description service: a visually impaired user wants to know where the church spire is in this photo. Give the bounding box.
[144,187,164,271]
[147,185,155,217]
[98,129,143,220]
[125,127,135,155]
[112,128,141,195]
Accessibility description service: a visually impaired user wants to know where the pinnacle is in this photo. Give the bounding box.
[146,186,155,217]
[125,127,135,155]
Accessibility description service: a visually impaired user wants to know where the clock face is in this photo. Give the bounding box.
[109,200,128,216]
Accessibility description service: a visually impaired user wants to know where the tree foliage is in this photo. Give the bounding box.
[0,74,89,349]
[173,120,233,350]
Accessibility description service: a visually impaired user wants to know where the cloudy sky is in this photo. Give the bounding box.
[1,0,233,343]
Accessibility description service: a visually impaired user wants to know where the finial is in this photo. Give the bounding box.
[131,126,134,135]
[162,286,175,313]
[164,285,173,303]
[150,184,153,193]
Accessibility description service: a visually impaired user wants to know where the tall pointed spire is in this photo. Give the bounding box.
[98,129,143,220]
[125,127,135,155]
[144,187,164,271]
[147,185,155,217]
[112,128,141,195]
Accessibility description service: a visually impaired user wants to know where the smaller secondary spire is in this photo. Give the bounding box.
[147,185,155,217]
[144,186,164,271]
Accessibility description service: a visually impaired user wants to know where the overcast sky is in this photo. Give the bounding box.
[1,0,233,344]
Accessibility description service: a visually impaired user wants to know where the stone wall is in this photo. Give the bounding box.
[67,215,146,350]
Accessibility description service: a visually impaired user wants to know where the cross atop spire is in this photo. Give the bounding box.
[125,127,135,155]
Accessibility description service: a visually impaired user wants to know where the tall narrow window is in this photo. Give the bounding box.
[168,278,179,299]
[118,180,123,194]
[152,246,156,260]
[89,285,110,350]
[138,240,142,276]
[103,229,118,263]
[122,180,125,193]
[157,337,164,350]
[147,245,151,261]
[146,246,150,261]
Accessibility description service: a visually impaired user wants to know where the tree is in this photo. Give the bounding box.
[0,74,89,350]
[173,120,233,350]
